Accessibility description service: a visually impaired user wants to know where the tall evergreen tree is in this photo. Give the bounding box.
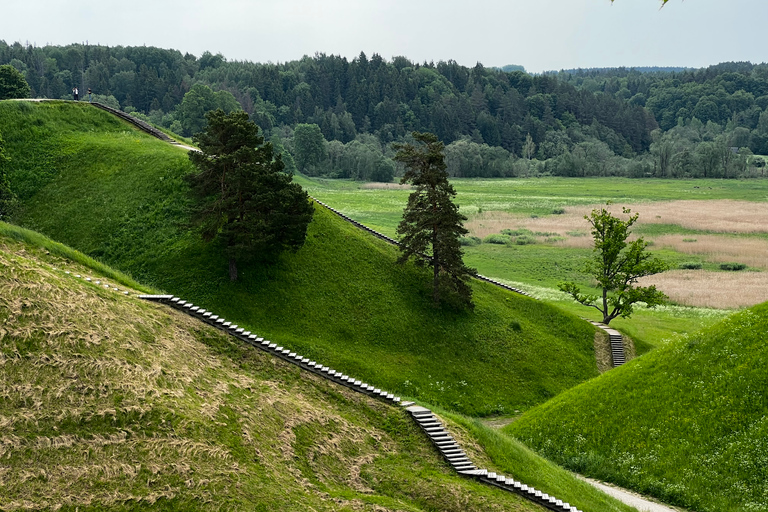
[394,132,475,308]
[186,110,314,281]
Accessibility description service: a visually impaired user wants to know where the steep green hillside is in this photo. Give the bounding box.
[1,100,599,417]
[0,226,636,512]
[505,303,768,512]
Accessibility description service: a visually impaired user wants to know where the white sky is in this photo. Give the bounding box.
[2,0,765,72]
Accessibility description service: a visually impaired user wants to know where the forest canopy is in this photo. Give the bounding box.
[1,40,765,180]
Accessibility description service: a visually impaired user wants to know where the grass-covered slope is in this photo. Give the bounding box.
[505,303,768,512]
[1,100,599,416]
[0,228,638,512]
[0,230,535,511]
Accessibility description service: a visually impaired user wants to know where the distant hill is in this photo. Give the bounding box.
[1,100,601,417]
[549,66,693,75]
[505,300,768,512]
[493,64,527,73]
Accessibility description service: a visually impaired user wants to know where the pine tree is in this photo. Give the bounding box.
[394,132,475,308]
[186,110,314,281]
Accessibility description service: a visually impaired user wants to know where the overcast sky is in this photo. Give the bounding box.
[2,0,765,72]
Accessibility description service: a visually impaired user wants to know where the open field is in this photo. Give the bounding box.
[639,269,768,309]
[297,176,768,351]
[465,200,768,240]
[297,176,768,236]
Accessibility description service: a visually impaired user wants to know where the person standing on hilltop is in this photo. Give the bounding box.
[73,87,79,101]
[87,88,92,102]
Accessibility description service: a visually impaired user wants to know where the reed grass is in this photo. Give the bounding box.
[639,269,768,309]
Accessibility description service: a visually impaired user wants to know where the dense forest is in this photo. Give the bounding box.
[1,40,766,180]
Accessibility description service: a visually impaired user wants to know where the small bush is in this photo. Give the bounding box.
[567,231,587,237]
[484,234,511,245]
[683,238,697,243]
[514,235,536,245]
[552,207,566,215]
[502,228,533,237]
[460,236,482,246]
[679,262,703,270]
[720,262,747,271]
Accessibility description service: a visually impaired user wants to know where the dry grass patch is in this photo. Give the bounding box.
[467,199,768,243]
[654,234,768,270]
[466,211,588,240]
[639,270,768,309]
[359,182,412,190]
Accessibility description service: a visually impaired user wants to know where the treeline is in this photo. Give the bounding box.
[555,62,768,155]
[0,41,655,174]
[1,40,766,180]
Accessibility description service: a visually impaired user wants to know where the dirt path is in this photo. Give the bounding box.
[480,418,686,512]
[578,476,688,512]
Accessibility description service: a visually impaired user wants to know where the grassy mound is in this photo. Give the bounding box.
[1,100,599,417]
[505,302,768,512]
[0,228,636,512]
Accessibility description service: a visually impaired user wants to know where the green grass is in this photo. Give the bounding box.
[0,220,156,294]
[436,408,638,512]
[2,100,601,417]
[297,175,763,348]
[2,232,569,512]
[503,301,768,512]
[297,175,768,236]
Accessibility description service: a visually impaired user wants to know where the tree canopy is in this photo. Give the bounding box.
[0,64,30,100]
[559,206,668,324]
[395,132,475,309]
[186,110,314,281]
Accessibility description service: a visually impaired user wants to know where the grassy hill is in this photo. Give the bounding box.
[0,100,600,417]
[504,301,768,512]
[0,224,637,512]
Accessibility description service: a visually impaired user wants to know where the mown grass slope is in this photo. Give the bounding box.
[505,302,768,512]
[1,100,599,417]
[0,227,637,512]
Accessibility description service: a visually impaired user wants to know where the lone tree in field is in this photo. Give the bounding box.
[559,206,668,324]
[0,65,30,100]
[395,132,475,309]
[186,109,314,281]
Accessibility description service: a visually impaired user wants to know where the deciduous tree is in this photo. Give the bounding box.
[0,64,30,100]
[186,110,314,281]
[395,132,475,309]
[292,123,327,174]
[559,206,668,324]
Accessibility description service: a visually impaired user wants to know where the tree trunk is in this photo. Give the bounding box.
[229,257,238,282]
